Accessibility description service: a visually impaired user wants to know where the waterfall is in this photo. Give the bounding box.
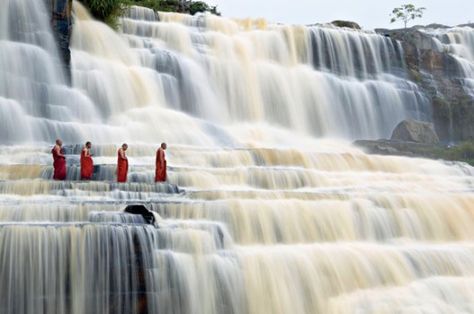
[1,1,474,314]
[1,2,431,144]
[116,8,430,139]
[429,27,474,96]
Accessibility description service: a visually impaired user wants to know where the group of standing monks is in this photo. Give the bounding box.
[51,139,167,183]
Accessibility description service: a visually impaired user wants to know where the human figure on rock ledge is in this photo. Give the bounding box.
[155,143,167,182]
[52,139,66,180]
[117,143,129,183]
[80,141,94,180]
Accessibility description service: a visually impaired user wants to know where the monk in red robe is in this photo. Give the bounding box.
[80,141,94,180]
[117,143,129,183]
[155,143,167,182]
[52,139,66,180]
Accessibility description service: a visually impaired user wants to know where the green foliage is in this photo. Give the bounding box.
[80,0,220,27]
[130,0,181,12]
[188,1,220,15]
[442,141,474,165]
[129,0,220,15]
[80,0,124,21]
[189,1,209,14]
[418,141,474,166]
[390,4,426,28]
[404,141,474,165]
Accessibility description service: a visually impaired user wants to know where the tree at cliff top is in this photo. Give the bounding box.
[130,0,219,14]
[390,4,426,28]
[80,0,219,26]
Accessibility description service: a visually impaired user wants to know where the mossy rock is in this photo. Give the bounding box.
[331,20,361,30]
[391,119,440,144]
[354,139,474,166]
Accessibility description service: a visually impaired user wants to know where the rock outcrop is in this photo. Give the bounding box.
[47,0,73,82]
[391,119,440,144]
[376,26,474,142]
[355,119,473,166]
[354,139,440,158]
[124,205,159,225]
[331,20,361,30]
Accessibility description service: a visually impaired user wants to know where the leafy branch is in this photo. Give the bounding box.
[390,4,426,28]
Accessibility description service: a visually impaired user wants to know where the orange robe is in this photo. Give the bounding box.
[52,146,66,180]
[80,148,94,180]
[117,149,128,183]
[155,148,167,182]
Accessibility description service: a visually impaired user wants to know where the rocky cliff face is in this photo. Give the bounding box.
[376,26,474,142]
[46,0,73,82]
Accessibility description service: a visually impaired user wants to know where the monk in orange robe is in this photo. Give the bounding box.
[117,143,129,183]
[80,141,94,180]
[52,139,66,180]
[155,143,167,182]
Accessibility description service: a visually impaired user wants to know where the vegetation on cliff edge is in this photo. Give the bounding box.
[405,141,474,166]
[390,4,426,28]
[80,0,219,27]
[438,141,474,166]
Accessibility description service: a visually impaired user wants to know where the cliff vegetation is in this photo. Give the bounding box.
[79,0,219,26]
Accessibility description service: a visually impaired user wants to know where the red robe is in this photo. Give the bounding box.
[117,149,128,183]
[155,148,167,182]
[80,148,94,180]
[52,146,66,180]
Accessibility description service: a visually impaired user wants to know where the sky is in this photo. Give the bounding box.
[206,0,473,30]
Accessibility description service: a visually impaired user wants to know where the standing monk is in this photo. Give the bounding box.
[155,143,167,182]
[117,143,129,183]
[52,139,66,180]
[80,141,94,180]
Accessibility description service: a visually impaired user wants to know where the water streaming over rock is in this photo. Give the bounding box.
[428,26,474,96]
[1,2,474,314]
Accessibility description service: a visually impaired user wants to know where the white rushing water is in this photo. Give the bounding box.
[1,1,474,314]
[428,26,474,96]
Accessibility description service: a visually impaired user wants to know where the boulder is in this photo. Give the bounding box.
[391,119,440,144]
[331,20,361,30]
[124,205,158,225]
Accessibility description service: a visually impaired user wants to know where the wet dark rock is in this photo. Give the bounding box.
[424,23,450,29]
[47,0,73,83]
[376,26,474,142]
[124,205,156,225]
[331,20,361,30]
[354,139,441,158]
[354,139,474,166]
[391,119,440,144]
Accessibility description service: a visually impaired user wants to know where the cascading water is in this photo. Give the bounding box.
[428,26,474,96]
[0,1,474,314]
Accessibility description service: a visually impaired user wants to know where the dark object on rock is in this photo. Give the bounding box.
[125,205,156,225]
[331,20,361,30]
[391,119,440,144]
